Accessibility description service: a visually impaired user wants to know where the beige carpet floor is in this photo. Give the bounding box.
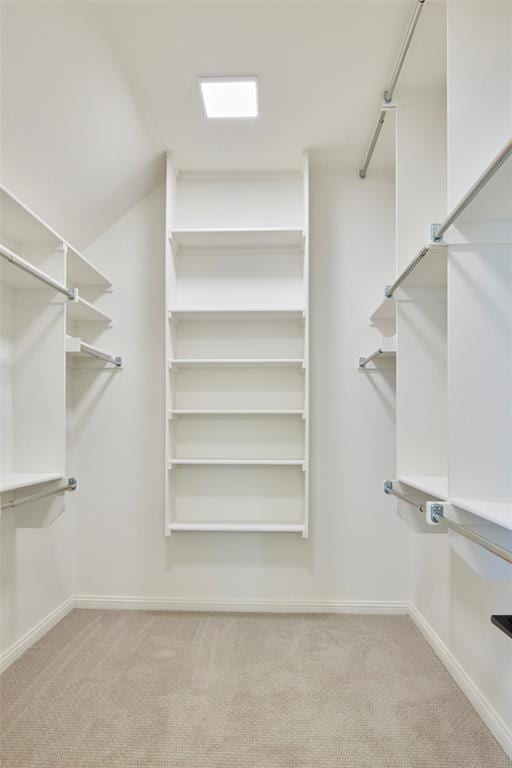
[0,610,509,768]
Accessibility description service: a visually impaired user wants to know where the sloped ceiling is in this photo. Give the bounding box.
[0,1,446,249]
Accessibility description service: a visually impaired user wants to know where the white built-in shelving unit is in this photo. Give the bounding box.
[0,184,118,520]
[366,87,512,578]
[164,155,310,535]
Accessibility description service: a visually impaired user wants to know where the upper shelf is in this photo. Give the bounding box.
[0,185,111,286]
[169,358,304,370]
[169,228,304,250]
[0,473,63,494]
[67,248,111,290]
[67,297,112,325]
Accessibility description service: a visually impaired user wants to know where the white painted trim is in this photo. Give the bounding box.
[73,595,409,615]
[0,595,74,674]
[409,603,512,758]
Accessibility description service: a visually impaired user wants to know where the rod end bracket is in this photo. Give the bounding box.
[384,480,393,495]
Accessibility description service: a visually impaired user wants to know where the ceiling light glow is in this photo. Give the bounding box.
[200,77,258,119]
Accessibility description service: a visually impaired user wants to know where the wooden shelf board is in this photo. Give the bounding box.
[169,410,305,417]
[67,296,112,325]
[0,473,63,494]
[169,228,304,249]
[169,522,305,533]
[168,308,305,321]
[169,358,304,370]
[451,497,512,531]
[169,459,305,467]
[67,248,111,289]
[398,475,448,499]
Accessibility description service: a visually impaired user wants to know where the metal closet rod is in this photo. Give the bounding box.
[1,478,78,510]
[358,348,385,368]
[385,135,512,298]
[0,243,77,301]
[384,481,512,565]
[359,0,426,179]
[80,341,123,368]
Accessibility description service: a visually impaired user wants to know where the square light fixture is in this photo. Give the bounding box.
[199,77,258,119]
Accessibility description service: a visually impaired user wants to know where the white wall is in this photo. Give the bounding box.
[73,169,410,605]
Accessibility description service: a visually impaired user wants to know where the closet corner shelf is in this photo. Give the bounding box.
[369,297,396,336]
[0,473,63,494]
[168,459,306,468]
[169,409,306,418]
[451,497,512,531]
[168,522,306,533]
[67,248,111,290]
[398,475,448,500]
[169,227,304,249]
[67,296,112,325]
[168,358,305,370]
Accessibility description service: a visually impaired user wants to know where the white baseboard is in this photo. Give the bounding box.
[409,603,512,758]
[73,595,410,614]
[0,595,74,674]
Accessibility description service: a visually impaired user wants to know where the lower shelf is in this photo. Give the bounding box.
[169,523,306,533]
[169,458,305,467]
[0,473,63,494]
[398,475,448,499]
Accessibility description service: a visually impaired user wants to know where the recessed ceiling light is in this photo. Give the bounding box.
[199,77,258,119]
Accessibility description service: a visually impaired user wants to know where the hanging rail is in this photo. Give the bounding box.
[358,349,384,368]
[385,135,512,297]
[80,341,123,368]
[0,243,77,301]
[359,0,426,179]
[384,481,512,565]
[0,477,77,510]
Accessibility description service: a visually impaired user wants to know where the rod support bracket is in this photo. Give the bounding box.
[428,223,443,244]
[384,285,393,299]
[68,477,78,492]
[384,480,393,495]
[426,501,446,525]
[114,356,123,368]
[68,287,79,302]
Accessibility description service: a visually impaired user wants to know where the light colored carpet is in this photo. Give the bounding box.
[0,610,508,768]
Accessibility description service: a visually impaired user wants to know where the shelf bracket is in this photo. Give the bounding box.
[428,222,443,245]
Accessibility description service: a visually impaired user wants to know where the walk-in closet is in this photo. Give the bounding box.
[0,2,511,766]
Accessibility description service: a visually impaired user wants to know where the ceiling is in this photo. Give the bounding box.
[0,1,446,249]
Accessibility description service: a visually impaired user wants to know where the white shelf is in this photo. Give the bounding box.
[67,296,112,325]
[369,297,396,336]
[169,459,305,467]
[169,523,306,533]
[67,248,111,289]
[169,409,305,417]
[451,497,512,532]
[168,308,305,321]
[0,473,63,494]
[169,358,304,370]
[170,228,304,249]
[398,475,448,499]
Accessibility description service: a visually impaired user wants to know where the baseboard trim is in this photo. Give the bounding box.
[0,595,74,674]
[73,595,410,614]
[409,603,512,758]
